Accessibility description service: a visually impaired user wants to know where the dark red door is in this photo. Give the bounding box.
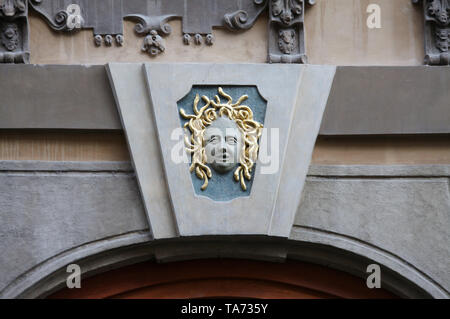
[50,259,397,299]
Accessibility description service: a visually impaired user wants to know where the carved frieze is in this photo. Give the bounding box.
[0,0,315,63]
[28,0,268,57]
[414,0,450,65]
[0,0,29,63]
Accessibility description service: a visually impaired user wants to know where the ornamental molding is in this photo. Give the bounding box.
[0,0,316,63]
[269,0,315,63]
[0,0,29,63]
[3,1,449,66]
[29,0,269,57]
[413,0,450,65]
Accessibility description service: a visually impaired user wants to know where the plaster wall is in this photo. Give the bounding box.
[0,131,129,162]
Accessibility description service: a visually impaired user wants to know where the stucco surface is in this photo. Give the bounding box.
[306,0,424,65]
[0,131,129,161]
[312,136,450,165]
[0,162,148,296]
[295,167,450,295]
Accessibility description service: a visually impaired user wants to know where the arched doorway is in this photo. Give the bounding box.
[49,259,397,299]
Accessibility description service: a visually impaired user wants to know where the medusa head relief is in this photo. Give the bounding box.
[179,87,264,193]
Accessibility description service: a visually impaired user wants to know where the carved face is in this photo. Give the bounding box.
[1,0,25,17]
[1,24,18,51]
[278,29,296,54]
[204,116,242,174]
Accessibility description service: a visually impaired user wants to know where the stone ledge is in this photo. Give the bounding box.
[0,160,133,172]
[309,164,450,177]
[1,160,449,176]
[1,64,449,134]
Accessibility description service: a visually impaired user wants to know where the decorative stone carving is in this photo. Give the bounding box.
[272,0,303,25]
[204,117,243,175]
[0,0,315,63]
[179,87,264,192]
[0,0,314,63]
[93,34,102,47]
[413,0,450,65]
[188,33,217,46]
[1,22,18,50]
[104,34,113,47]
[28,0,267,57]
[278,28,296,54]
[0,0,25,16]
[183,33,191,45]
[224,0,268,31]
[0,0,28,63]
[269,0,315,63]
[141,30,165,57]
[194,33,203,45]
[115,34,124,46]
[205,34,214,46]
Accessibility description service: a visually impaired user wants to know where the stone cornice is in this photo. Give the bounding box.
[0,64,449,135]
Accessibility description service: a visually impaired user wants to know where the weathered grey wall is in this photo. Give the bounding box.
[0,65,121,130]
[294,165,450,298]
[321,67,450,135]
[0,161,148,298]
[0,161,448,298]
[1,65,449,135]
